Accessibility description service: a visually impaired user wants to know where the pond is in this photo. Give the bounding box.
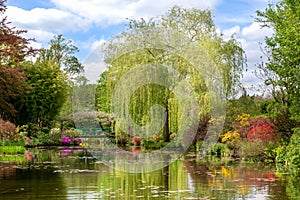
[0,147,299,200]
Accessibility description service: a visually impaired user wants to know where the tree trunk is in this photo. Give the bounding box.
[163,101,170,142]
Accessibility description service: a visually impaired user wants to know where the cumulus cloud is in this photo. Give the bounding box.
[23,30,55,42]
[51,0,218,26]
[6,6,91,32]
[83,39,107,83]
[242,22,273,41]
[221,25,240,40]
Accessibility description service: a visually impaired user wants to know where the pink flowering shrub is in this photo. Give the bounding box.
[61,135,71,145]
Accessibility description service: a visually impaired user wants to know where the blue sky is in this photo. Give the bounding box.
[5,0,278,92]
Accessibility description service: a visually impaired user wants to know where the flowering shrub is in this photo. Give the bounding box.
[234,114,276,142]
[222,131,240,143]
[132,137,142,145]
[73,138,83,145]
[97,111,114,130]
[0,118,16,139]
[236,113,250,127]
[61,135,71,145]
[247,123,273,142]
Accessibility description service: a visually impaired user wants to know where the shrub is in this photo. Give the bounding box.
[234,114,278,143]
[0,118,16,139]
[97,111,114,130]
[221,130,240,148]
[237,139,265,161]
[61,135,71,145]
[63,128,82,139]
[285,128,300,172]
[152,133,162,142]
[210,143,231,156]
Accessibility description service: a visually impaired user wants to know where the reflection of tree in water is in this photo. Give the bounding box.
[183,157,299,199]
[0,164,67,199]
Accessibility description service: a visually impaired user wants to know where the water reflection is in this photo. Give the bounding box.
[0,148,299,199]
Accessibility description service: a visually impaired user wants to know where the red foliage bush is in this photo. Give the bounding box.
[0,118,16,139]
[235,116,276,142]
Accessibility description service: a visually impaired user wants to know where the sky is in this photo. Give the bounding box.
[5,0,278,94]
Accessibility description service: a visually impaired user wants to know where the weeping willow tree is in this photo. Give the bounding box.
[96,6,245,144]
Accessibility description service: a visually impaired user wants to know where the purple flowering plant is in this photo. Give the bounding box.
[73,138,83,145]
[61,135,71,145]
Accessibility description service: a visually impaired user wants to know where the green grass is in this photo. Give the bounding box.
[0,146,26,154]
[0,155,25,163]
[0,139,25,146]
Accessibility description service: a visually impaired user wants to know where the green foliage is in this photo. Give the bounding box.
[97,6,245,143]
[224,95,266,131]
[285,128,300,172]
[0,155,25,163]
[274,145,286,167]
[38,34,84,77]
[256,0,300,132]
[14,61,68,128]
[0,145,25,154]
[237,139,265,161]
[72,83,96,112]
[210,143,231,156]
[96,71,111,113]
[286,174,300,199]
[141,139,166,150]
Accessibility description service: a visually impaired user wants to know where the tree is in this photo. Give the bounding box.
[96,70,111,113]
[98,6,246,142]
[38,34,84,77]
[14,61,68,128]
[256,0,300,135]
[37,34,85,127]
[0,0,36,119]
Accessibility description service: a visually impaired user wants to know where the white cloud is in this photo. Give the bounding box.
[6,6,91,32]
[241,22,273,41]
[51,0,219,26]
[221,25,240,40]
[24,30,55,42]
[83,61,107,84]
[83,39,108,83]
[91,39,107,51]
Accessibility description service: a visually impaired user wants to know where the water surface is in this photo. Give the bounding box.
[0,148,299,199]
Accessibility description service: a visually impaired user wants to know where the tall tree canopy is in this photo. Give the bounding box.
[256,0,300,134]
[0,0,36,119]
[38,34,84,77]
[14,61,68,128]
[97,6,246,142]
